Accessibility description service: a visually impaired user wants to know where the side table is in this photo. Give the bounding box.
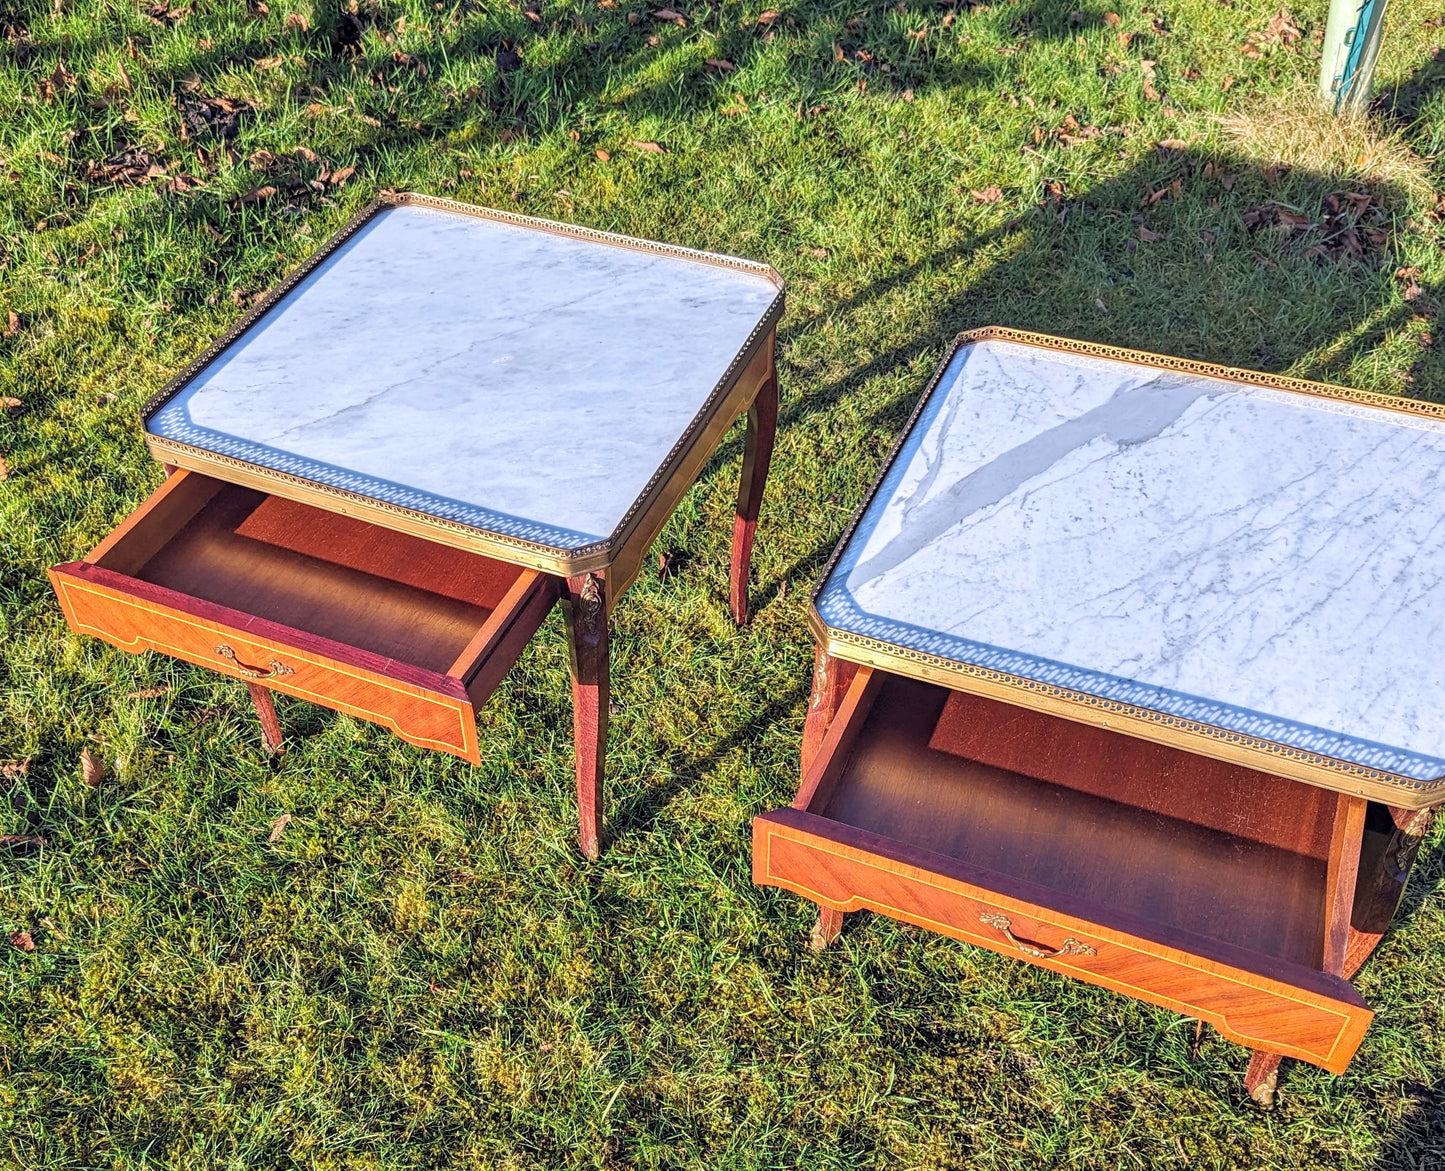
[51,194,784,859]
[754,328,1445,1099]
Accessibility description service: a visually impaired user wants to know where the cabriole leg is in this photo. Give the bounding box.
[729,368,777,626]
[1244,1050,1282,1107]
[810,906,846,952]
[801,646,858,777]
[565,571,609,861]
[246,683,284,756]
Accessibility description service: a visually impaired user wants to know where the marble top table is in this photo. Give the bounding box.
[812,328,1445,807]
[143,194,784,581]
[139,194,785,858]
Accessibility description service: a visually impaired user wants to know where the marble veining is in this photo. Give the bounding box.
[148,205,780,549]
[817,338,1445,781]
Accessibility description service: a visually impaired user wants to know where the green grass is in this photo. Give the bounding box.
[3,0,1445,1165]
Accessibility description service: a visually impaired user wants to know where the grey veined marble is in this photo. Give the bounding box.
[817,337,1445,780]
[147,204,781,549]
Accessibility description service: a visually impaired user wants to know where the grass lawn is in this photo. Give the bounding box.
[3,0,1445,1165]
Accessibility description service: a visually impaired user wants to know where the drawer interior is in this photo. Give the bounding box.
[809,675,1332,969]
[90,474,530,675]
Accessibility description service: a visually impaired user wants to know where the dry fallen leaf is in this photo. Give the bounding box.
[0,456,8,481]
[329,165,355,186]
[237,185,277,203]
[630,140,667,153]
[81,748,105,787]
[269,813,292,841]
[1397,266,1424,302]
[705,57,735,72]
[756,9,779,24]
[126,685,170,699]
[971,186,1003,203]
[294,145,319,163]
[1102,10,1120,24]
[1,759,29,779]
[9,931,34,953]
[1138,224,1166,242]
[594,148,610,161]
[653,6,686,24]
[1157,137,1188,150]
[3,311,18,336]
[1,396,20,411]
[0,835,46,849]
[1094,296,1108,313]
[283,10,307,29]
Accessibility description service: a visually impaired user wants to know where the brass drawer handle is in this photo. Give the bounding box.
[214,645,295,680]
[979,911,1097,960]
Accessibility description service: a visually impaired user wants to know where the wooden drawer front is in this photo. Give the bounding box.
[52,564,480,762]
[755,809,1372,1073]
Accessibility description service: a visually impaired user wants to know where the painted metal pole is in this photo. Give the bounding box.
[1319,0,1391,114]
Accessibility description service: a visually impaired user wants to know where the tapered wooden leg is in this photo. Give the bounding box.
[801,646,859,776]
[729,368,777,626]
[810,906,845,952]
[565,572,609,862]
[1244,1050,1282,1107]
[246,683,284,755]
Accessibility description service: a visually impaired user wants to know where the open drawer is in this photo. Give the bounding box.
[50,470,558,763]
[754,669,1373,1073]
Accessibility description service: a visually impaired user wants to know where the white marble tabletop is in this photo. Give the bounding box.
[146,202,781,551]
[816,336,1445,783]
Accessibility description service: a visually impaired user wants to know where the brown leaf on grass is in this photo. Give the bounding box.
[1,759,29,779]
[705,57,735,72]
[2,312,16,336]
[1,396,20,411]
[1102,10,1120,24]
[293,146,319,163]
[0,455,8,481]
[1056,114,1101,146]
[971,186,1003,203]
[630,140,667,153]
[237,185,277,203]
[1138,224,1166,242]
[80,748,105,787]
[248,148,276,170]
[1397,266,1423,301]
[268,813,292,841]
[9,931,34,952]
[86,145,166,186]
[657,549,675,579]
[304,102,327,117]
[756,9,780,24]
[1156,137,1188,150]
[126,685,170,699]
[1422,331,1435,348]
[283,10,307,29]
[1200,228,1216,244]
[329,165,355,186]
[1117,30,1137,48]
[1142,80,1161,101]
[653,6,686,24]
[1241,6,1300,56]
[594,148,610,161]
[1220,75,1235,90]
[0,835,46,849]
[255,54,283,69]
